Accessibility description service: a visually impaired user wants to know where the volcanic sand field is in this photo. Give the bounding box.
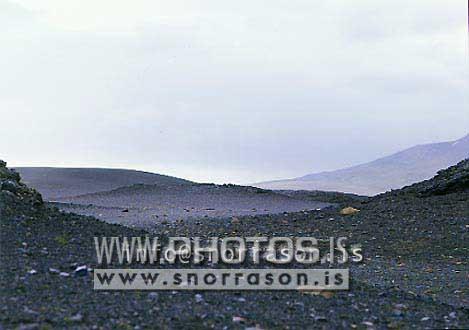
[54,183,330,229]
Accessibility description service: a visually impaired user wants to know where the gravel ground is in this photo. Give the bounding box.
[52,184,330,229]
[1,202,468,329]
[1,161,468,329]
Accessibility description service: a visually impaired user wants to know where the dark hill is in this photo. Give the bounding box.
[14,167,192,200]
[402,158,469,196]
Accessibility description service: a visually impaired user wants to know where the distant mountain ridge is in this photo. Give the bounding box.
[255,134,469,196]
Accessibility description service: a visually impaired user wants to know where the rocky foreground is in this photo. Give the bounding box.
[1,160,468,329]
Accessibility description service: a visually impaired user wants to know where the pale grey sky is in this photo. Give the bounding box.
[1,0,468,183]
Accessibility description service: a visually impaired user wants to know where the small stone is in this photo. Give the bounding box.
[245,326,264,330]
[392,310,404,317]
[69,313,83,322]
[320,291,335,299]
[59,272,70,277]
[340,207,360,216]
[232,316,246,323]
[195,294,204,303]
[74,265,88,276]
[24,307,39,315]
[18,323,39,330]
[420,317,430,322]
[394,304,407,309]
[27,269,37,275]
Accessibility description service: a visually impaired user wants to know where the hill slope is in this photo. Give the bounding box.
[14,167,192,200]
[400,158,469,196]
[256,134,469,195]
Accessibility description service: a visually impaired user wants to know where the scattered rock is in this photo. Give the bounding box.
[298,288,335,299]
[148,292,158,299]
[195,294,204,303]
[340,207,360,216]
[1,180,19,193]
[320,291,335,299]
[18,323,40,330]
[74,265,88,276]
[233,316,246,323]
[392,309,404,317]
[48,268,60,274]
[23,307,39,316]
[69,313,83,322]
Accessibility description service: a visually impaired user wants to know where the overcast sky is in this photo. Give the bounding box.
[1,0,468,183]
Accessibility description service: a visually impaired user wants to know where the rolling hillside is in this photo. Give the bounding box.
[14,167,192,200]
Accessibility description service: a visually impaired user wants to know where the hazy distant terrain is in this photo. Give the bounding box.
[15,167,192,200]
[256,134,469,195]
[14,167,329,228]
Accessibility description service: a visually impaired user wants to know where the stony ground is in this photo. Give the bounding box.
[1,160,468,329]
